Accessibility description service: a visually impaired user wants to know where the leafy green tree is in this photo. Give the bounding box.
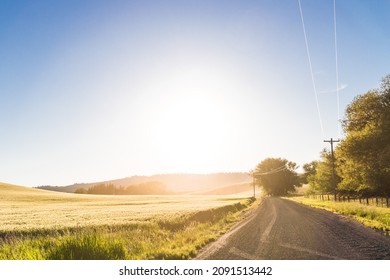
[301,161,318,184]
[336,74,390,197]
[307,149,340,194]
[253,157,301,196]
[335,147,368,196]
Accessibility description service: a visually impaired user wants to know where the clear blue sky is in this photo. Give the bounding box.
[1,0,389,187]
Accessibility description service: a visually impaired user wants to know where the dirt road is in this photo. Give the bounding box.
[195,197,390,259]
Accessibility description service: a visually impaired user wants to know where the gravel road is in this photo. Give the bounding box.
[195,197,390,259]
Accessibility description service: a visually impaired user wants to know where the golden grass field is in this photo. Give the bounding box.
[0,182,252,231]
[0,182,256,259]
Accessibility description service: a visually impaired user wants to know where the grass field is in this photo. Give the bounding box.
[287,196,390,233]
[0,183,257,260]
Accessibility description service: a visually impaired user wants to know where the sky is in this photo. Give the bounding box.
[1,0,389,187]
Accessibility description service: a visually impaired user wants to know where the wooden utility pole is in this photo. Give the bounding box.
[324,138,340,201]
[251,171,261,199]
[253,175,256,198]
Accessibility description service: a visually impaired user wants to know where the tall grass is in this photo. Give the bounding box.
[48,233,127,260]
[288,197,390,233]
[0,198,256,260]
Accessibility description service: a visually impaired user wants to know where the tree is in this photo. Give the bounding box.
[301,161,318,184]
[75,182,169,195]
[74,188,87,194]
[306,149,340,195]
[335,146,369,196]
[253,158,301,196]
[336,74,390,197]
[87,183,116,195]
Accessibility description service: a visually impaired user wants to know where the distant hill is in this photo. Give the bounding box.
[36,173,252,194]
[0,182,76,201]
[1,182,46,195]
[195,182,253,195]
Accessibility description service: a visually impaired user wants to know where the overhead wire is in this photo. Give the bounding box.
[298,0,325,138]
[333,0,341,137]
[253,164,288,176]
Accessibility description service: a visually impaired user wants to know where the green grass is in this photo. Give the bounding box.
[287,197,390,233]
[0,182,257,259]
[48,233,127,260]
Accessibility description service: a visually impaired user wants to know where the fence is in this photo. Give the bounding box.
[306,194,390,208]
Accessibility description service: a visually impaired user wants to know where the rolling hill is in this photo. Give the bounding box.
[36,172,252,194]
[0,182,80,203]
[196,182,254,195]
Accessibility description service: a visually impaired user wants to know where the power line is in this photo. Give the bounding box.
[253,165,287,176]
[298,0,325,138]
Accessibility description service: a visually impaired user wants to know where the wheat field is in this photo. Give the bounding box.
[0,182,255,259]
[0,182,251,231]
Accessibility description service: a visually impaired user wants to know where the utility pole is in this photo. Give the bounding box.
[253,175,256,198]
[324,138,340,201]
[251,171,261,199]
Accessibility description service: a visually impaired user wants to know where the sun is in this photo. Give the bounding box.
[141,62,234,171]
[125,52,245,173]
[153,93,227,170]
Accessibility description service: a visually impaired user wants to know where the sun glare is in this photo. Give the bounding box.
[158,96,224,157]
[142,61,233,171]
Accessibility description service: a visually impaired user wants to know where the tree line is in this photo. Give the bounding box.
[75,181,170,195]
[303,74,390,199]
[251,74,389,199]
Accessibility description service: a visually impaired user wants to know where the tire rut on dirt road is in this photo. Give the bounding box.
[195,197,390,259]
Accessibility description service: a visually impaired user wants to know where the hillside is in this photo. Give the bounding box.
[1,182,57,197]
[196,182,253,195]
[36,173,252,194]
[0,182,80,203]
